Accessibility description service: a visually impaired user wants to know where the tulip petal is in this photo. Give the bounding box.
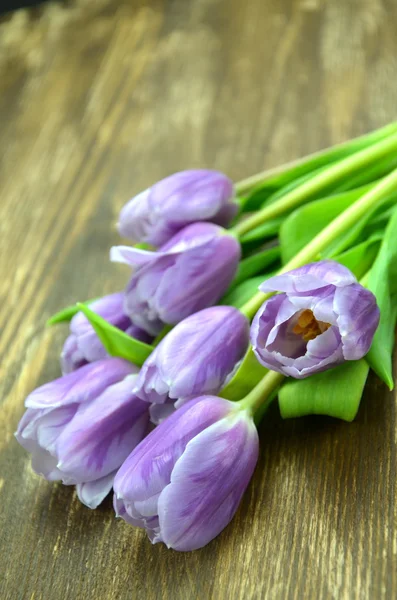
[61,335,87,374]
[76,472,115,509]
[113,397,232,504]
[157,411,258,551]
[117,223,240,333]
[56,376,149,483]
[61,293,142,373]
[26,359,136,409]
[149,402,176,424]
[117,170,237,246]
[113,496,146,527]
[259,261,357,294]
[31,446,63,481]
[252,261,379,379]
[334,284,380,359]
[135,307,249,410]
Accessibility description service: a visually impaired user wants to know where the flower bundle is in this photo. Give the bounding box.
[16,122,397,551]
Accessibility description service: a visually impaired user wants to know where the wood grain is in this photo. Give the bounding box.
[1,0,397,598]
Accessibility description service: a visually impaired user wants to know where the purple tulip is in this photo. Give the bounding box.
[111,222,241,335]
[15,359,150,509]
[113,396,258,551]
[61,292,152,374]
[117,170,238,246]
[251,260,380,379]
[134,306,249,424]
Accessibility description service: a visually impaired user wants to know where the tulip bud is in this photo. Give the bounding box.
[113,396,258,551]
[61,292,152,374]
[111,222,241,335]
[118,170,237,246]
[15,359,150,509]
[251,260,380,378]
[134,306,249,423]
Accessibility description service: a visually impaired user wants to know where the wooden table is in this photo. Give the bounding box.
[1,1,397,598]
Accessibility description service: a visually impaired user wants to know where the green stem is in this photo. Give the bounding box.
[233,132,397,237]
[234,121,397,196]
[240,166,397,319]
[239,371,284,415]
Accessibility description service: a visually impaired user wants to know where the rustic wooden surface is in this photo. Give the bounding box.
[1,1,397,598]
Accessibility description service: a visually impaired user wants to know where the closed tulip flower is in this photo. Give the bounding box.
[134,306,249,423]
[61,292,152,374]
[111,222,241,335]
[15,359,150,509]
[113,396,258,551]
[251,261,380,379]
[118,169,238,246]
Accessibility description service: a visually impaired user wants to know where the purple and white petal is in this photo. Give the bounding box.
[157,411,258,551]
[259,261,357,295]
[26,359,136,409]
[251,260,379,379]
[56,376,149,483]
[76,472,116,509]
[117,170,237,246]
[134,307,249,413]
[334,284,380,360]
[113,223,241,334]
[113,397,232,503]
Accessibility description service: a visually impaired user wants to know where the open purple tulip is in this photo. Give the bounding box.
[251,260,380,379]
[111,222,241,335]
[15,359,150,509]
[134,306,249,423]
[61,292,152,374]
[113,396,258,551]
[117,170,238,246]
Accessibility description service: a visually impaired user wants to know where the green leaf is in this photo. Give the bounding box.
[331,153,397,194]
[366,207,397,390]
[279,184,374,264]
[240,184,280,212]
[231,246,280,289]
[278,360,369,421]
[47,298,99,325]
[76,303,153,367]
[220,274,274,309]
[239,122,397,209]
[260,165,330,206]
[330,236,381,279]
[323,192,397,258]
[220,347,268,401]
[239,217,284,248]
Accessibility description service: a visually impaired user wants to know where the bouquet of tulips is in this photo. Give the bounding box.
[16,122,397,551]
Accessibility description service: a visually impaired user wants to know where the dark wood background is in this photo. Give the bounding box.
[1,1,397,598]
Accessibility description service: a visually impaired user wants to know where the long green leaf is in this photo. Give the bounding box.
[323,192,397,258]
[279,184,374,264]
[243,166,327,212]
[331,154,397,194]
[231,246,280,289]
[331,237,381,280]
[76,303,153,367]
[366,207,397,390]
[47,298,99,325]
[220,274,274,309]
[278,360,369,421]
[239,218,284,254]
[238,122,397,207]
[220,347,268,401]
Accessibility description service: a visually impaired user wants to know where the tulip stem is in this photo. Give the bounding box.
[240,166,397,319]
[232,132,397,237]
[234,121,397,196]
[239,371,284,415]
